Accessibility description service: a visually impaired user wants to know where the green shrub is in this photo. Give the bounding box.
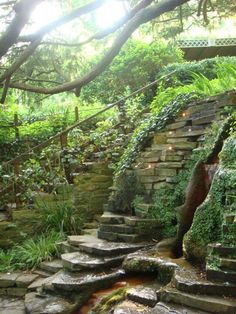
[160,56,236,86]
[108,173,144,213]
[15,231,64,269]
[0,231,64,271]
[40,200,84,235]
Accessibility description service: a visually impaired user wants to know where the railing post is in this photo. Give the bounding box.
[75,106,79,122]
[13,160,21,209]
[60,132,72,183]
[14,113,20,140]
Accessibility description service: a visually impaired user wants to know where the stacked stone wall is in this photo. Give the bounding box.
[73,162,113,219]
[130,91,236,195]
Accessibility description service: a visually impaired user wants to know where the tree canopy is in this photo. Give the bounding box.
[0,0,235,104]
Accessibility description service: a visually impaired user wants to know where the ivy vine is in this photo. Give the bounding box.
[114,92,200,178]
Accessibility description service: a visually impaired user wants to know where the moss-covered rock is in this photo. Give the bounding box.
[0,210,41,249]
[90,288,127,314]
[184,135,236,262]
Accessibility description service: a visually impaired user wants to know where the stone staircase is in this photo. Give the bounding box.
[206,211,236,285]
[0,232,151,313]
[97,211,162,243]
[27,234,150,312]
[129,92,236,196]
[156,211,236,313]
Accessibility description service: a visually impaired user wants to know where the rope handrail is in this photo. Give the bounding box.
[2,70,176,168]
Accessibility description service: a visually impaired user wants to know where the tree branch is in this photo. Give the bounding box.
[0,0,42,59]
[18,0,107,43]
[2,0,190,95]
[0,37,42,82]
[0,75,11,104]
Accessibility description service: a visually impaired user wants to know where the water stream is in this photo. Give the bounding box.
[75,274,157,314]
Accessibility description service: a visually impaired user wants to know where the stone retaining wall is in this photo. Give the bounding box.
[130,91,236,195]
[73,162,113,220]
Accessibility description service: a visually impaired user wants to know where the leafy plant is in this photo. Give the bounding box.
[0,231,64,271]
[115,92,199,177]
[108,173,144,214]
[15,231,63,269]
[40,200,84,235]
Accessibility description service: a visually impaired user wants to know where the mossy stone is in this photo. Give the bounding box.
[0,210,41,249]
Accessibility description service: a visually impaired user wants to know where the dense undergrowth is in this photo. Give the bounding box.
[115,61,236,178]
[0,231,64,272]
[0,56,236,271]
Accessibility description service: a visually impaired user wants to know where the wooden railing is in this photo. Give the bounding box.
[0,71,176,208]
[0,107,80,142]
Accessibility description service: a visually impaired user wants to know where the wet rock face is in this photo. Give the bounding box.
[52,269,125,292]
[123,250,179,284]
[0,297,25,314]
[113,300,151,314]
[25,292,74,314]
[127,286,158,307]
[61,251,125,271]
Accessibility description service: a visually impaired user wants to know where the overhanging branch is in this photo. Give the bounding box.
[0,0,42,59]
[18,0,107,43]
[2,0,190,95]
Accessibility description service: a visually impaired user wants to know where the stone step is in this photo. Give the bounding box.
[97,230,119,242]
[25,292,75,314]
[61,251,125,271]
[153,301,208,314]
[56,241,81,254]
[165,121,187,130]
[81,228,98,236]
[39,259,63,274]
[67,234,104,247]
[219,258,236,272]
[99,224,135,234]
[206,267,236,284]
[124,216,161,227]
[51,269,125,292]
[155,162,183,169]
[78,241,146,256]
[33,269,52,278]
[167,129,205,139]
[127,286,158,307]
[99,212,126,224]
[173,269,236,297]
[192,114,216,125]
[113,300,151,314]
[159,286,236,313]
[208,243,236,257]
[97,230,143,243]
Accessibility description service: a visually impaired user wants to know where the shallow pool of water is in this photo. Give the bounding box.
[75,274,156,314]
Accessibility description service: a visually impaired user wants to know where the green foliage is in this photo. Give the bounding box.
[81,39,183,103]
[132,195,146,217]
[160,56,236,86]
[184,131,236,260]
[220,134,236,169]
[40,200,84,235]
[108,173,144,213]
[185,172,224,251]
[0,231,63,271]
[0,249,16,273]
[115,92,198,177]
[15,231,63,269]
[149,188,178,238]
